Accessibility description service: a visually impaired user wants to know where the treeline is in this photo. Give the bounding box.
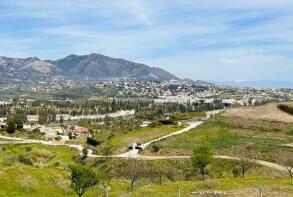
[3,98,227,126]
[277,104,293,115]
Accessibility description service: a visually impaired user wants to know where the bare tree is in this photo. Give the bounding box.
[126,158,147,191]
[280,153,293,178]
[231,144,258,178]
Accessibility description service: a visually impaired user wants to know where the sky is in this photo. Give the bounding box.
[0,0,293,81]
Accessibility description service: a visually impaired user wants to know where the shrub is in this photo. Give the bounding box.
[201,179,219,189]
[3,156,18,165]
[278,104,293,115]
[31,150,55,160]
[82,147,88,159]
[0,146,6,152]
[30,150,56,167]
[232,167,240,177]
[151,144,160,153]
[25,147,32,152]
[159,119,175,125]
[287,129,293,136]
[18,176,37,192]
[86,137,101,146]
[54,161,61,167]
[18,155,33,165]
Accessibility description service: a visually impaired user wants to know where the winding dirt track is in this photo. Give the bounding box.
[0,109,289,172]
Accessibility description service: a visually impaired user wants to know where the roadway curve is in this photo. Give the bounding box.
[1,110,289,171]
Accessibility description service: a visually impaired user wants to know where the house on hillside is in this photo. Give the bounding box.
[72,126,89,136]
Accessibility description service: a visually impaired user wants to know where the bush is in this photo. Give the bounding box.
[3,156,18,165]
[278,104,293,115]
[86,137,101,146]
[25,147,32,152]
[18,155,33,165]
[30,150,56,167]
[287,129,293,136]
[232,167,240,177]
[159,119,175,125]
[151,144,160,153]
[54,161,61,167]
[0,146,6,151]
[18,176,37,192]
[201,179,219,189]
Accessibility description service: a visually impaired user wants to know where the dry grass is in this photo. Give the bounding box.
[223,103,293,123]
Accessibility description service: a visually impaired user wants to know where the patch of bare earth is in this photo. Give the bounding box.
[223,103,293,123]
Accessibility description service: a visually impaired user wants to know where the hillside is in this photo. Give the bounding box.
[223,102,293,123]
[0,54,177,81]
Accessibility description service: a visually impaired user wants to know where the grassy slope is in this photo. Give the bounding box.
[104,124,187,154]
[143,117,292,162]
[0,144,292,196]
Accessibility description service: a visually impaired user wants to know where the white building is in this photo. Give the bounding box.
[27,115,39,122]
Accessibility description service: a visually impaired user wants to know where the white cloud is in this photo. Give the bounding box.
[1,0,293,80]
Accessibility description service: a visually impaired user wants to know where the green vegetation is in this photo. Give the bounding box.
[144,116,292,163]
[278,103,293,115]
[69,165,98,197]
[0,103,293,196]
[0,143,291,196]
[6,115,26,133]
[191,146,213,180]
[98,124,186,154]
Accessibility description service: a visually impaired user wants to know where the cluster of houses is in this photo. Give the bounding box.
[0,114,90,144]
[100,80,293,106]
[23,124,90,144]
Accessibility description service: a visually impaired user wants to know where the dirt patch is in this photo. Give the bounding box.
[223,103,293,123]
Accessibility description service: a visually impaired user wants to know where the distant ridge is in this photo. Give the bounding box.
[0,53,178,81]
[213,80,293,88]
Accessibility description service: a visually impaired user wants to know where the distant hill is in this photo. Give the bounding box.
[213,80,293,89]
[0,53,177,81]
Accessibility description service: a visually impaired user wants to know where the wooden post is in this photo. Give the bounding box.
[259,187,262,197]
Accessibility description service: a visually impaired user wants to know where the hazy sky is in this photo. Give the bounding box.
[0,0,293,81]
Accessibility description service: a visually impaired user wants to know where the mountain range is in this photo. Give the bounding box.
[0,53,177,81]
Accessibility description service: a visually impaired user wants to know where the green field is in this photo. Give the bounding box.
[98,124,187,154]
[0,144,292,197]
[0,105,293,196]
[143,116,293,163]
